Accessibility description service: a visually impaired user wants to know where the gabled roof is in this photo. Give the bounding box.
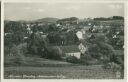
[59,45,80,53]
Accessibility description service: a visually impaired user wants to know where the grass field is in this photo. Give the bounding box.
[4,57,117,79]
[5,66,116,79]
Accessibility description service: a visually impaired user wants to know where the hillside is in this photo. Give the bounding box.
[36,17,59,23]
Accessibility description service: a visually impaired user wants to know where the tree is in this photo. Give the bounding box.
[46,46,62,60]
[12,45,26,66]
[48,24,59,32]
[4,21,27,45]
[87,34,115,63]
[66,30,79,45]
[106,25,124,49]
[27,32,47,57]
[112,16,124,20]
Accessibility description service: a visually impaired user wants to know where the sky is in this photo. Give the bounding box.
[4,3,124,21]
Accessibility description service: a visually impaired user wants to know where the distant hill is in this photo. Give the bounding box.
[4,17,59,24]
[57,17,78,22]
[35,17,59,23]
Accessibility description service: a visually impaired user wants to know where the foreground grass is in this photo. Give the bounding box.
[5,57,75,67]
[4,57,117,79]
[5,65,116,79]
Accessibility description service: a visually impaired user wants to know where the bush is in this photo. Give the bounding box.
[66,56,80,64]
[45,46,62,60]
[5,44,27,66]
[79,54,91,65]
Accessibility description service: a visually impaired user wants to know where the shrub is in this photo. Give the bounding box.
[5,44,27,66]
[66,56,80,64]
[45,46,62,60]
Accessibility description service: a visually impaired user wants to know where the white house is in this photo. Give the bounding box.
[26,24,30,28]
[56,24,61,27]
[59,45,81,59]
[27,27,31,31]
[66,52,81,59]
[78,43,87,54]
[76,31,83,40]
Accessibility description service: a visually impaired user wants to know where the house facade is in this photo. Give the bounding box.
[59,45,81,59]
[78,43,87,54]
[76,31,83,40]
[65,52,81,59]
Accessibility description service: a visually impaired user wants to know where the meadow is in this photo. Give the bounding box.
[4,57,116,79]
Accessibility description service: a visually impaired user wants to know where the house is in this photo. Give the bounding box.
[27,27,31,31]
[41,34,47,39]
[78,43,87,54]
[76,31,83,40]
[113,35,117,38]
[56,24,61,27]
[5,33,12,36]
[88,23,91,26]
[59,45,81,59]
[26,23,31,28]
[26,27,33,34]
[23,37,28,39]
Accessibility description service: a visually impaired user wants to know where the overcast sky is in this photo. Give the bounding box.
[4,3,124,21]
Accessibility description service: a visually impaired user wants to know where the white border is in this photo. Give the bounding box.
[124,1,128,81]
[1,0,4,81]
[2,0,128,3]
[1,0,128,82]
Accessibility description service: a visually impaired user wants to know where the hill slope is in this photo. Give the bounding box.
[36,17,59,23]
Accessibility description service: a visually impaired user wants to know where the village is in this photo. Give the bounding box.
[4,16,124,79]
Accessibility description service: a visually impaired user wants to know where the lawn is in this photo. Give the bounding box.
[4,57,117,79]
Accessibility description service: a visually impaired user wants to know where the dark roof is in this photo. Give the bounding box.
[59,45,80,53]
